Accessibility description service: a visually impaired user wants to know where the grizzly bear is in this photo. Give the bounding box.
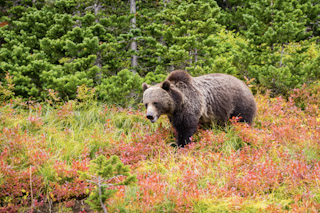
[142,70,257,147]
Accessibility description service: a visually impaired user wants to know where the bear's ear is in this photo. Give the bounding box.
[162,80,170,91]
[142,83,150,91]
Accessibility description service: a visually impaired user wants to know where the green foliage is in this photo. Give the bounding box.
[0,73,15,102]
[216,0,320,95]
[0,0,133,102]
[143,71,167,85]
[141,0,221,74]
[246,41,320,94]
[97,69,143,106]
[82,155,137,212]
[242,0,309,46]
[0,0,319,103]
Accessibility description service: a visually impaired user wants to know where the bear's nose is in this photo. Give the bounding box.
[147,115,154,120]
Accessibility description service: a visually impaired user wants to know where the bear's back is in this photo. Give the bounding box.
[194,73,256,125]
[194,73,252,98]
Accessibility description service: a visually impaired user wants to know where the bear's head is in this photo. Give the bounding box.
[142,81,178,123]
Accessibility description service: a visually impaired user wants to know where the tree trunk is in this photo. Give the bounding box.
[130,0,138,72]
[94,0,103,82]
[189,49,193,66]
[169,64,175,71]
[279,44,284,67]
[194,48,198,63]
[94,1,101,23]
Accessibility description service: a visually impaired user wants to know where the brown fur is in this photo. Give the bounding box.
[142,70,257,147]
[166,70,192,85]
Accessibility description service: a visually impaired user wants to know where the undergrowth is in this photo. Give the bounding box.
[0,83,319,212]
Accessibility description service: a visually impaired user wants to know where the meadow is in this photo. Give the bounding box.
[0,83,320,212]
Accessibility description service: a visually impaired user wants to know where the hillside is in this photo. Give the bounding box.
[1,83,319,212]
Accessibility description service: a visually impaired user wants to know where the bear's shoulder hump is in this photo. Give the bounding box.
[167,70,192,85]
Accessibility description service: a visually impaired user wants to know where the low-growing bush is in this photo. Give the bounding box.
[96,69,143,106]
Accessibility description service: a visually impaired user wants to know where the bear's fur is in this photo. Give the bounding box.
[142,70,257,147]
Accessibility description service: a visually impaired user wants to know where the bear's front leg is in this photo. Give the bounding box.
[175,126,197,147]
[170,113,199,147]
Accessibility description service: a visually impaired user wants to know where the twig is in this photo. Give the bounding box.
[30,165,34,211]
[98,176,108,213]
[48,196,52,213]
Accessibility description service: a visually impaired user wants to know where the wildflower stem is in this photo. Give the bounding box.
[30,165,34,210]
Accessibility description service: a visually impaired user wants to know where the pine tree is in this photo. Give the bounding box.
[248,1,308,46]
[141,0,221,75]
[0,0,319,101]
[81,155,137,213]
[130,0,138,71]
[135,0,165,76]
[0,0,133,100]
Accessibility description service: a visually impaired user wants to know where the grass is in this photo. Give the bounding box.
[0,83,320,212]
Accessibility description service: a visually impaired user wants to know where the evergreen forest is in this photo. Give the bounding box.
[1,0,319,105]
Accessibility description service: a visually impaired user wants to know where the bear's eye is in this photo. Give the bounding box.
[145,103,148,108]
[153,102,158,106]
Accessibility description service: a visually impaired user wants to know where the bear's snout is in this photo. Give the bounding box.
[146,113,158,123]
[147,115,154,120]
[145,104,159,123]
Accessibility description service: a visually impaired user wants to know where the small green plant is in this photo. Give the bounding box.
[75,84,98,110]
[76,84,96,103]
[81,155,137,212]
[44,88,62,107]
[0,72,15,102]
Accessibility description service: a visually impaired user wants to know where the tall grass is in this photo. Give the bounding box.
[0,83,319,212]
